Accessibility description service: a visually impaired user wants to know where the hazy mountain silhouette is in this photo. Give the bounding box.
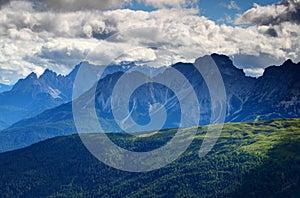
[0,54,299,152]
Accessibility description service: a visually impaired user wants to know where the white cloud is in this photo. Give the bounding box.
[0,1,299,84]
[243,68,265,77]
[136,0,198,9]
[236,0,300,25]
[38,0,130,11]
[1,0,131,11]
[37,38,98,66]
[226,0,240,10]
[1,0,198,11]
[115,48,157,63]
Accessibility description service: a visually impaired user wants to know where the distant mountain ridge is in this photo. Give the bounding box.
[0,54,299,152]
[0,68,74,130]
[0,61,165,130]
[0,83,12,93]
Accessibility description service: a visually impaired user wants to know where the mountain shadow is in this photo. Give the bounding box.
[0,119,299,197]
[230,133,300,197]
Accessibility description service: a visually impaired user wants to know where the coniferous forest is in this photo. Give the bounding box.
[0,119,299,197]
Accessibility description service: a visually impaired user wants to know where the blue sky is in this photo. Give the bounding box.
[199,0,280,24]
[127,0,281,25]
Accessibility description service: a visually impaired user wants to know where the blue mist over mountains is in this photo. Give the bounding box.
[0,53,299,152]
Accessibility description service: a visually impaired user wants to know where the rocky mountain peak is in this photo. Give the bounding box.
[40,69,57,79]
[26,72,38,79]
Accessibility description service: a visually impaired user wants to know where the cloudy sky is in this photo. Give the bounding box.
[0,0,299,84]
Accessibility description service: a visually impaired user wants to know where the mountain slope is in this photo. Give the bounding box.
[1,54,299,153]
[230,59,300,121]
[0,61,166,130]
[0,70,74,130]
[0,119,299,197]
[0,83,12,93]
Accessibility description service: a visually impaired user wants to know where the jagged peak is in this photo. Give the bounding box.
[211,53,231,60]
[40,69,57,78]
[171,61,193,67]
[170,54,245,77]
[11,72,38,91]
[210,53,234,65]
[282,59,295,66]
[262,58,299,77]
[26,72,38,80]
[43,68,56,74]
[194,53,232,65]
[67,61,97,79]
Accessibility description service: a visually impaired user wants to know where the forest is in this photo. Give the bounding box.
[0,119,299,197]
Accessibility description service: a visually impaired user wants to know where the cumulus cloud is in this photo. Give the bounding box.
[0,0,9,7]
[236,0,300,25]
[1,0,197,11]
[243,68,265,77]
[0,1,120,39]
[0,0,131,11]
[0,1,300,83]
[36,0,132,12]
[136,0,198,9]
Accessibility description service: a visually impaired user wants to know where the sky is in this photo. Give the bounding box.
[0,0,299,84]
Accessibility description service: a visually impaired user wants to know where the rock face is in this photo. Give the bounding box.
[0,61,163,130]
[230,59,300,122]
[0,54,299,152]
[0,69,74,130]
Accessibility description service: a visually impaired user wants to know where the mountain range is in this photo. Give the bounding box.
[0,54,299,152]
[0,61,166,130]
[0,68,75,130]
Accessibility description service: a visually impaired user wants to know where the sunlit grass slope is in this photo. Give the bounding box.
[0,119,299,197]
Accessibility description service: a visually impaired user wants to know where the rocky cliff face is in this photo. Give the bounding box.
[0,54,299,152]
[0,69,74,130]
[0,61,164,130]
